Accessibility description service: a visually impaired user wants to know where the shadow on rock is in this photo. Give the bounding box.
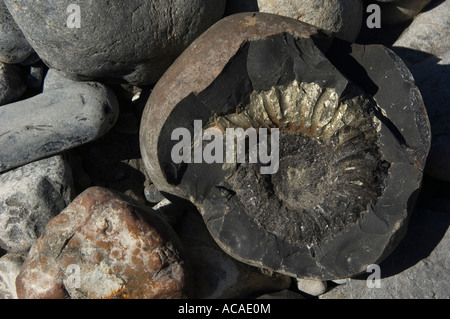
[355,208,449,280]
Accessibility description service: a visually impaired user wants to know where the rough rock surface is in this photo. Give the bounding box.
[0,155,74,253]
[256,0,364,42]
[0,253,24,299]
[393,0,450,61]
[3,0,226,85]
[320,209,450,299]
[16,187,192,299]
[0,62,26,105]
[140,13,431,280]
[0,1,34,64]
[409,50,450,181]
[0,70,119,173]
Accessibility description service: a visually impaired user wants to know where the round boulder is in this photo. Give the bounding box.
[3,0,227,85]
[140,13,431,280]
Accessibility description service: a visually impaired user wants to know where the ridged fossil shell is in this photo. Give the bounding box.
[205,80,387,247]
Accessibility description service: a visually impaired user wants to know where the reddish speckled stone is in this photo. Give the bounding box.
[16,187,192,299]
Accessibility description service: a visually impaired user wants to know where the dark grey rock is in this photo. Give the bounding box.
[71,128,148,205]
[0,0,34,64]
[0,62,26,105]
[4,0,226,85]
[0,70,119,173]
[0,155,74,253]
[296,279,327,297]
[0,253,24,299]
[320,209,450,299]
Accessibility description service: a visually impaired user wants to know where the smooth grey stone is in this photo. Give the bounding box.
[0,71,119,173]
[256,0,364,42]
[0,62,26,105]
[0,155,74,253]
[296,278,327,297]
[393,0,449,61]
[0,0,34,64]
[320,209,450,299]
[4,0,226,86]
[26,61,46,91]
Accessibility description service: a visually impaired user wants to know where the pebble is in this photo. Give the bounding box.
[0,253,24,299]
[145,183,166,204]
[296,278,328,297]
[255,0,364,42]
[0,1,34,64]
[0,62,26,106]
[0,155,74,253]
[0,70,119,173]
[4,0,227,85]
[16,186,192,299]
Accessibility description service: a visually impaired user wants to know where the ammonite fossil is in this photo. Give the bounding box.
[140,13,431,280]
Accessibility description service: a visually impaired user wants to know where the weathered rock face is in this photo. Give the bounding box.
[378,0,433,25]
[0,1,34,64]
[16,187,192,299]
[140,13,431,280]
[0,70,119,173]
[0,155,74,253]
[226,0,363,42]
[3,0,227,85]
